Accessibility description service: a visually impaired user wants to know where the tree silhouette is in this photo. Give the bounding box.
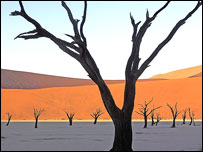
[167,102,181,128]
[182,108,188,124]
[90,109,104,124]
[151,105,156,126]
[188,108,195,126]
[155,113,161,126]
[65,111,75,126]
[34,108,45,128]
[135,98,161,128]
[11,1,202,151]
[6,112,12,126]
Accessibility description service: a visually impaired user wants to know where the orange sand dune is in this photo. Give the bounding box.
[150,65,202,79]
[1,77,202,120]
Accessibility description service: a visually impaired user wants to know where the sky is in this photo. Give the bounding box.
[1,1,202,80]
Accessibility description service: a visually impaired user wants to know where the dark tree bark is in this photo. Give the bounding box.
[188,108,195,126]
[65,112,75,126]
[11,1,202,151]
[90,109,104,124]
[155,113,161,126]
[151,106,155,126]
[35,117,38,128]
[6,112,12,126]
[135,98,161,128]
[34,108,45,128]
[167,103,181,128]
[182,108,188,124]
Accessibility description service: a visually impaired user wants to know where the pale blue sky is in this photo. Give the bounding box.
[1,1,202,79]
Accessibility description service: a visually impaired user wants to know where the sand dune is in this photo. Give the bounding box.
[2,65,201,89]
[150,65,202,79]
[1,69,167,89]
[1,77,202,120]
[1,69,125,89]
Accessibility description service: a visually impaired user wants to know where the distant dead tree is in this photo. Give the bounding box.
[188,108,195,126]
[11,1,202,150]
[34,108,45,128]
[155,113,161,126]
[65,111,75,126]
[167,102,181,128]
[151,105,155,126]
[6,112,12,126]
[135,98,161,128]
[90,109,104,124]
[182,108,188,124]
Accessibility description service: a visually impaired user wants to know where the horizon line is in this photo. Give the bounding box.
[1,119,202,122]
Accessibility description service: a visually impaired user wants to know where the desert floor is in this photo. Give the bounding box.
[1,121,202,151]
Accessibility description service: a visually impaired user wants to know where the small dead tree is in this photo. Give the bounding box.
[34,108,45,128]
[167,102,181,128]
[151,105,155,126]
[135,98,161,128]
[155,113,161,126]
[6,112,12,126]
[65,112,75,126]
[188,108,195,126]
[90,109,104,124]
[182,108,188,124]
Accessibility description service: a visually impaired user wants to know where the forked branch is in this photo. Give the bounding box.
[11,1,120,120]
[34,108,45,119]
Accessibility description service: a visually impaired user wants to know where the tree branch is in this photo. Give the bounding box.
[61,1,81,40]
[152,1,170,19]
[137,1,202,78]
[122,2,170,114]
[135,111,144,116]
[80,1,87,47]
[147,106,161,117]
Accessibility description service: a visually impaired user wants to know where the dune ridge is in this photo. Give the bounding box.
[1,69,125,89]
[150,65,202,79]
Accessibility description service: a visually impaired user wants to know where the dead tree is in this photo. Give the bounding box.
[182,108,188,124]
[151,105,155,126]
[188,108,195,126]
[65,112,75,126]
[135,98,161,128]
[34,108,45,128]
[6,112,12,126]
[11,1,202,151]
[167,103,181,128]
[90,109,104,124]
[155,113,161,126]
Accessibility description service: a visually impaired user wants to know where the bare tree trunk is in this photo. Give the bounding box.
[6,118,11,126]
[155,122,158,126]
[144,116,148,128]
[151,117,154,126]
[94,117,98,124]
[172,118,176,128]
[193,120,196,126]
[110,114,133,151]
[69,118,72,126]
[189,118,193,125]
[182,117,186,124]
[189,118,192,125]
[35,118,38,128]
